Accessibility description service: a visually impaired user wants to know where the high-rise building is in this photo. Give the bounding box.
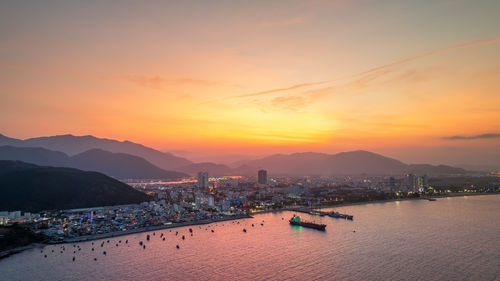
[197,172,209,188]
[258,169,267,184]
[417,176,424,193]
[406,174,417,192]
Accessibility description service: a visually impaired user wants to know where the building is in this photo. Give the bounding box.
[406,174,417,192]
[197,172,209,188]
[258,169,267,184]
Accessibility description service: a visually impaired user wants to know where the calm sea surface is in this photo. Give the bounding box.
[1,195,499,281]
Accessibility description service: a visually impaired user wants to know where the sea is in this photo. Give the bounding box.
[1,195,499,281]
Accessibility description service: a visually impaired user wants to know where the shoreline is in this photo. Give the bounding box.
[1,192,498,260]
[60,213,252,244]
[0,214,252,260]
[266,192,500,214]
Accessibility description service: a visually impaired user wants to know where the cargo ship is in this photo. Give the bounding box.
[289,215,326,231]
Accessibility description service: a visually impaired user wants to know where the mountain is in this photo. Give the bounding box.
[235,151,407,176]
[0,161,151,212]
[0,146,70,167]
[0,146,188,180]
[71,149,188,180]
[233,150,467,176]
[0,134,192,170]
[177,162,233,177]
[405,164,467,176]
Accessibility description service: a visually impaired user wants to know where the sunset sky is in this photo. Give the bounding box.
[1,0,499,166]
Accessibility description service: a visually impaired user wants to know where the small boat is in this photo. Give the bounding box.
[243,229,246,232]
[176,245,180,249]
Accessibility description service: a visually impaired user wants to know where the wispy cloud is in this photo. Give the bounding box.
[234,36,500,99]
[444,133,500,140]
[235,81,330,98]
[107,75,220,90]
[258,16,306,28]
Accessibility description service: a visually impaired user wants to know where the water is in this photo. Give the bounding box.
[1,195,499,280]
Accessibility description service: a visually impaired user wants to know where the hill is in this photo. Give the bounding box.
[235,151,407,176]
[233,150,467,176]
[0,134,192,170]
[0,146,188,180]
[71,149,188,179]
[0,161,151,212]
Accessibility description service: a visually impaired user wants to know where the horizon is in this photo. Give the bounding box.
[1,1,499,167]
[1,132,499,169]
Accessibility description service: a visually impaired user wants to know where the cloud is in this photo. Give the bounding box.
[258,16,306,28]
[235,81,330,98]
[108,75,220,90]
[444,133,500,140]
[234,36,500,99]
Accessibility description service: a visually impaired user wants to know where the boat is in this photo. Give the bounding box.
[289,215,326,231]
[328,211,353,220]
[428,198,437,201]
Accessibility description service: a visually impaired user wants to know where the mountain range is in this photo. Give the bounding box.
[0,133,470,177]
[0,160,151,212]
[0,134,191,170]
[0,146,188,180]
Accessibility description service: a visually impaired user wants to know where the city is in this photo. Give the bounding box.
[1,169,497,246]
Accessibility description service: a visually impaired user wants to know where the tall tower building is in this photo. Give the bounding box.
[258,169,267,185]
[197,172,209,188]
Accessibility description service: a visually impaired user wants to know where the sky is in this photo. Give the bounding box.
[1,0,499,167]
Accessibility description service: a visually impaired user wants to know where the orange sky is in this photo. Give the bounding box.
[1,1,499,166]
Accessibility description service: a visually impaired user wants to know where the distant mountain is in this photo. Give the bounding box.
[0,134,192,170]
[0,146,188,180]
[0,161,151,212]
[0,146,70,167]
[71,149,188,180]
[177,162,233,177]
[235,151,407,176]
[233,150,468,176]
[405,164,467,176]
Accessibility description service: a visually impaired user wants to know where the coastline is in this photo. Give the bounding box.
[60,213,252,244]
[0,214,251,260]
[269,192,500,213]
[1,192,498,260]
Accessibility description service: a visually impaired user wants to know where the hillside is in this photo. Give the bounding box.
[0,161,151,212]
[71,149,188,179]
[0,146,188,180]
[0,134,192,170]
[233,150,467,176]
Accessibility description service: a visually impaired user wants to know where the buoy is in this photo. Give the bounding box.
[72,257,75,261]
[182,235,185,240]
[243,229,246,232]
[103,251,106,255]
[94,258,97,261]
[163,237,165,241]
[211,229,214,233]
[92,248,94,251]
[176,245,179,249]
[44,254,47,258]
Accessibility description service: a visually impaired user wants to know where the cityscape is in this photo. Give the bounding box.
[1,1,499,280]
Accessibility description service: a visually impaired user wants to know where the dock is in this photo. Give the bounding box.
[289,208,353,220]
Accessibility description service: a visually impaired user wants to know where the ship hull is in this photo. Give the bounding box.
[289,220,326,231]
